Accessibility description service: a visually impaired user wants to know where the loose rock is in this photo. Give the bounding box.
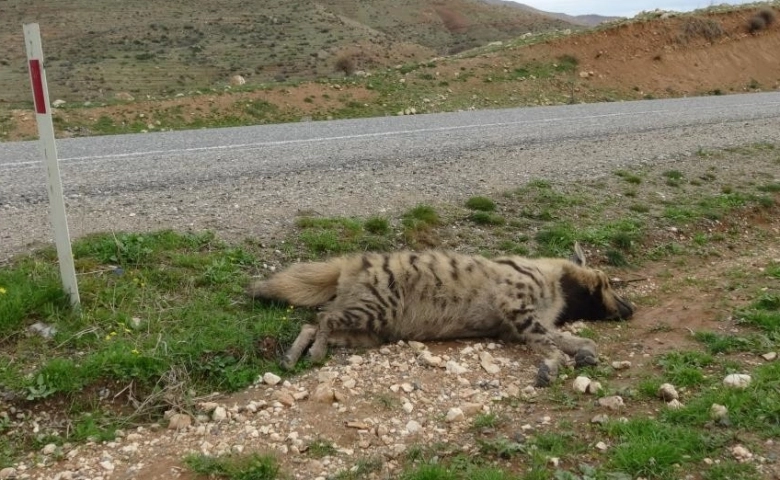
[723,374,751,389]
[658,383,679,401]
[212,406,227,422]
[710,403,728,419]
[406,420,422,434]
[263,372,282,386]
[761,352,777,361]
[598,395,625,410]
[611,360,632,370]
[572,376,591,393]
[0,468,15,479]
[167,413,192,430]
[446,407,465,422]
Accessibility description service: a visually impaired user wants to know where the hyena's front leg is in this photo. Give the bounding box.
[549,331,599,368]
[498,306,567,387]
[281,324,318,370]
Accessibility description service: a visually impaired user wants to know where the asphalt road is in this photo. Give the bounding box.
[3,92,780,203]
[1,92,780,258]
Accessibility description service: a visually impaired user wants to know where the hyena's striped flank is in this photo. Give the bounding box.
[247,244,634,386]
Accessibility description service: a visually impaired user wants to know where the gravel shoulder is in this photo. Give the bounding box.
[2,116,779,263]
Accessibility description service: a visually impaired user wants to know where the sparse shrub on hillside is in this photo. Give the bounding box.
[334,55,356,76]
[758,8,776,26]
[678,17,724,43]
[748,15,767,33]
[748,9,775,33]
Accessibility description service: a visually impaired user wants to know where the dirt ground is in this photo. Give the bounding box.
[10,204,779,480]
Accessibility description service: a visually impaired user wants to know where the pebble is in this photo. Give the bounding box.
[347,355,364,365]
[591,414,609,424]
[167,413,192,430]
[42,443,57,455]
[212,406,227,422]
[731,445,753,462]
[761,352,777,361]
[723,374,751,389]
[479,352,500,374]
[710,404,728,419]
[273,391,296,407]
[407,341,426,352]
[572,376,591,393]
[598,395,625,410]
[666,399,683,409]
[405,420,422,434]
[611,360,632,370]
[312,384,336,403]
[0,468,15,479]
[595,441,608,451]
[446,407,465,422]
[420,352,443,368]
[445,361,468,375]
[657,383,679,401]
[263,372,282,386]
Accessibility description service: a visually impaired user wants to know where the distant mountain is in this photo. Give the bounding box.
[482,0,623,26]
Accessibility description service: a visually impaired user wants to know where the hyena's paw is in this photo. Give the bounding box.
[574,347,598,368]
[307,343,328,364]
[279,354,297,371]
[534,360,559,388]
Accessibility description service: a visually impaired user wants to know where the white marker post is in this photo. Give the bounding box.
[23,23,80,308]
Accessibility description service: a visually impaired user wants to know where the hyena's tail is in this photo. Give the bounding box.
[246,258,346,307]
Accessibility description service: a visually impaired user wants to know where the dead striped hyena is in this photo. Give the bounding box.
[247,244,634,386]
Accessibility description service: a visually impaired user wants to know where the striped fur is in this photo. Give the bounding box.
[248,244,634,386]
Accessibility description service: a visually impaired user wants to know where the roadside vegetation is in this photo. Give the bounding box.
[1,142,779,478]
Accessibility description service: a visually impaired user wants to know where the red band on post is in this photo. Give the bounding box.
[29,59,46,114]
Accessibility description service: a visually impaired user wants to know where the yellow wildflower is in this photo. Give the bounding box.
[0,287,6,294]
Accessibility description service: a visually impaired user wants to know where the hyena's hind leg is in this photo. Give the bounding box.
[281,324,318,370]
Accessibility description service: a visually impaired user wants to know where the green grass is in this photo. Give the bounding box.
[184,452,281,480]
[465,196,497,212]
[305,439,338,458]
[469,211,505,225]
[295,216,394,255]
[657,351,715,387]
[601,417,718,479]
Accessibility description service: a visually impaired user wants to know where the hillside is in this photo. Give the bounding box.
[0,0,575,106]
[484,0,623,26]
[1,3,779,142]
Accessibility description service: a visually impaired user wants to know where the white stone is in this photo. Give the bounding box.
[710,404,728,419]
[263,372,282,385]
[407,341,426,351]
[731,445,753,461]
[167,413,192,430]
[198,402,219,413]
[42,443,57,455]
[420,353,443,368]
[666,399,683,409]
[611,360,632,370]
[572,376,591,393]
[658,383,679,401]
[595,441,608,451]
[598,395,624,410]
[347,355,364,365]
[446,360,468,375]
[761,352,777,361]
[406,420,422,434]
[723,374,751,389]
[212,406,227,422]
[446,407,465,422]
[99,460,115,471]
[479,352,500,374]
[402,402,414,414]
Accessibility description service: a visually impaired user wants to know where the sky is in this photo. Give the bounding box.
[517,1,758,18]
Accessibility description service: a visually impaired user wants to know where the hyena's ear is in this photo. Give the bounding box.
[570,242,587,267]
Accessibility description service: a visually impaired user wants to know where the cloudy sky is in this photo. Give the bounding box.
[518,1,757,17]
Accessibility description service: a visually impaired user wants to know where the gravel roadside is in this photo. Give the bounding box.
[2,117,779,263]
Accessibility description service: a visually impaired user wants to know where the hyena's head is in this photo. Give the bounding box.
[555,243,635,325]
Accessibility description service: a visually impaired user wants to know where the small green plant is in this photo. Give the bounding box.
[465,196,497,212]
[364,216,390,235]
[471,413,500,430]
[184,452,281,479]
[306,439,338,458]
[469,211,505,225]
[615,170,642,184]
